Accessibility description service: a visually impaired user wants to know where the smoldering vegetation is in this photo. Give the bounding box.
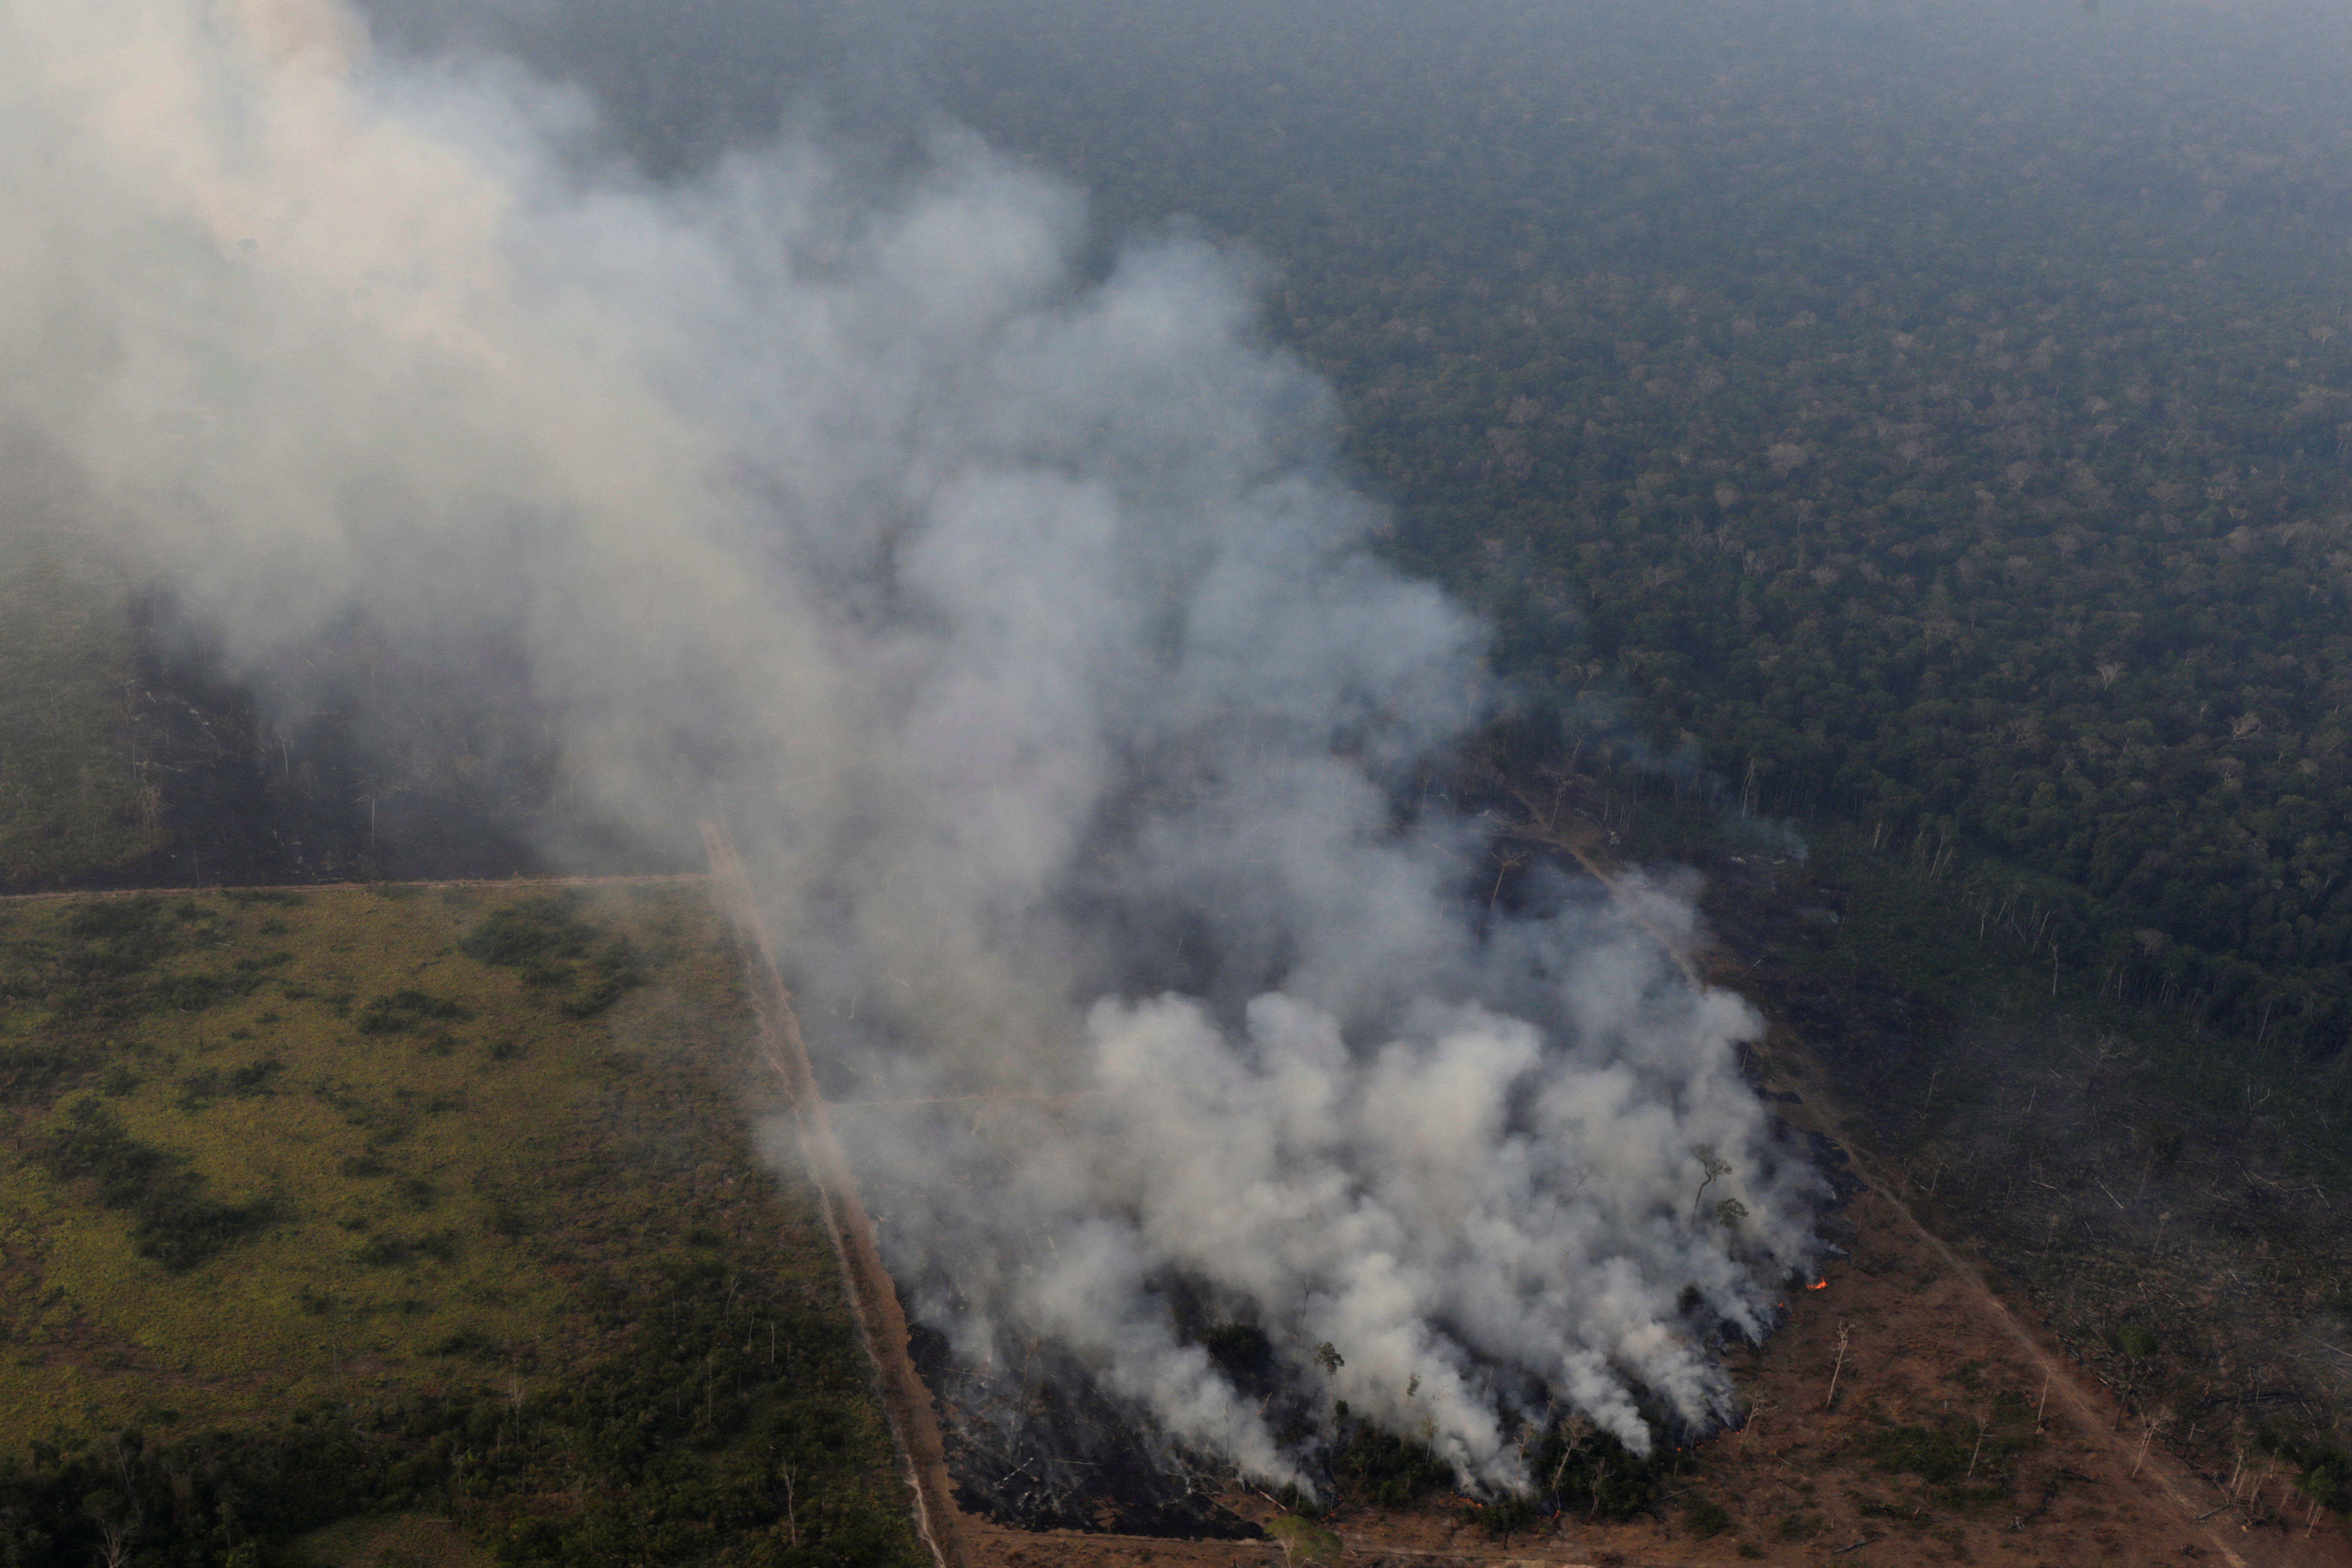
[0,0,1825,1504]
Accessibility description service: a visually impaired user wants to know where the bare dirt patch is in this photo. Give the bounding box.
[915,767,2352,1566]
[942,1175,2348,1567]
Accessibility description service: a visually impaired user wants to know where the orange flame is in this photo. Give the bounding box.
[1807,1278,1829,1290]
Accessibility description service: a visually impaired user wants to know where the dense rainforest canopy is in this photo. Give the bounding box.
[865,0,2352,1057]
[303,0,2352,1050]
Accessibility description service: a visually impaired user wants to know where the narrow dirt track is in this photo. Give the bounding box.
[1842,1150,2256,1567]
[700,822,971,1568]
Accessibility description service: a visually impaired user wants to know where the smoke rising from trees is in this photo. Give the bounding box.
[0,0,1821,1486]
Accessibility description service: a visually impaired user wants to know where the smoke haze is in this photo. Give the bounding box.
[2,0,1821,1487]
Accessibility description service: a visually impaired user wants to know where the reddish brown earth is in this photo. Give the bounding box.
[932,789,2352,1567]
[946,1173,2349,1568]
[702,822,974,1568]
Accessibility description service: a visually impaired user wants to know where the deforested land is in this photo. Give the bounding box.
[0,880,923,1568]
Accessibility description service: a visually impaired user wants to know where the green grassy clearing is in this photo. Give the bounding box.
[0,882,921,1567]
[0,885,648,1429]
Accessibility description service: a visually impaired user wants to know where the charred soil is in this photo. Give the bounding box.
[928,762,2352,1566]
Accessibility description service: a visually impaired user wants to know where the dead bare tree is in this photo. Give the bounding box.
[2131,1409,2172,1478]
[1540,764,1573,828]
[80,1491,136,1568]
[1550,1412,1594,1504]
[1824,1323,1854,1411]
[1690,1144,1732,1224]
[1486,848,1532,911]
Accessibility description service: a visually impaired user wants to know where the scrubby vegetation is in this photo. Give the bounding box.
[0,885,920,1566]
[37,1096,276,1272]
[1861,1405,2033,1508]
[1319,1406,1666,1525]
[461,893,645,1017]
[1333,1424,1452,1510]
[0,1234,918,1568]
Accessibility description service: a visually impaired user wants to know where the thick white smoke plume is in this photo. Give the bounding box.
[1,0,1820,1486]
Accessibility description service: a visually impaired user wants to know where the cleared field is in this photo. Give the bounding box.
[0,881,923,1567]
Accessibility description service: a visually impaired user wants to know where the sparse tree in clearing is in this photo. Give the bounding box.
[1823,1323,1853,1412]
[1268,1514,1342,1568]
[1738,1386,1780,1453]
[2131,1408,2173,1478]
[1486,847,1532,911]
[1690,1145,1732,1223]
[80,1489,136,1568]
[1550,1412,1595,1506]
[1540,763,1573,827]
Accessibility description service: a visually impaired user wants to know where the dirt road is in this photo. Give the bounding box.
[700,822,971,1568]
